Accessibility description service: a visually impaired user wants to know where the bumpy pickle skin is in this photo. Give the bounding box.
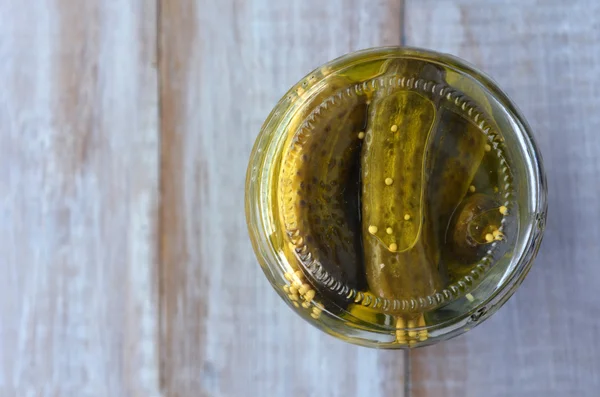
[280,77,356,160]
[428,107,488,277]
[361,90,442,299]
[430,109,486,227]
[279,82,368,305]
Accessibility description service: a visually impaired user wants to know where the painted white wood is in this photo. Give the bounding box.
[0,0,160,395]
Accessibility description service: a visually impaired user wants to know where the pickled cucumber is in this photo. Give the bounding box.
[361,89,444,304]
[279,82,368,299]
[276,58,514,344]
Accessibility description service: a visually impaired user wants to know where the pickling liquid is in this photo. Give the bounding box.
[271,57,518,344]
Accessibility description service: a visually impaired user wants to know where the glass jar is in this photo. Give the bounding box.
[245,47,547,348]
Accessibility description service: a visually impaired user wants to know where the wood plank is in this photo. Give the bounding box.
[405,1,600,396]
[158,1,406,396]
[0,0,160,396]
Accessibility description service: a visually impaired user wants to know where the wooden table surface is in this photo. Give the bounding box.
[2,0,599,396]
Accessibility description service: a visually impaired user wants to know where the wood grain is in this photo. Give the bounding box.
[0,0,160,396]
[158,0,405,396]
[405,1,600,396]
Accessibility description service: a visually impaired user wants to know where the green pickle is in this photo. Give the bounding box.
[276,57,516,346]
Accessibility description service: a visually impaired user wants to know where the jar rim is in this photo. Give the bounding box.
[245,46,547,348]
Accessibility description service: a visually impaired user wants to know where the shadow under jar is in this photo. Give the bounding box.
[245,47,547,348]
